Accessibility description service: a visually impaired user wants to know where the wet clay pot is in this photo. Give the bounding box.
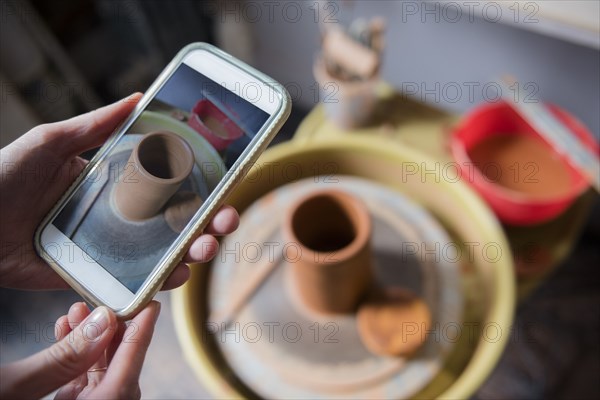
[283,189,372,314]
[357,287,432,357]
[114,131,194,221]
[313,56,378,130]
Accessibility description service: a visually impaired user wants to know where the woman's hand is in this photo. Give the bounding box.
[0,93,239,290]
[0,302,160,399]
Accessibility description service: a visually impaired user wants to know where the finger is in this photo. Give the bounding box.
[54,302,90,341]
[67,302,91,330]
[55,302,93,399]
[62,303,107,386]
[161,206,239,289]
[3,306,117,399]
[86,355,107,387]
[54,315,70,341]
[99,302,160,398]
[183,234,219,263]
[203,205,239,236]
[29,93,142,159]
[64,156,89,184]
[106,321,127,364]
[160,264,191,291]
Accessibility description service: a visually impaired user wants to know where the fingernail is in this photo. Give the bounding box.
[68,302,83,315]
[82,307,110,340]
[123,92,141,103]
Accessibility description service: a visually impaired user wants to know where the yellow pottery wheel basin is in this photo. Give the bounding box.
[172,136,515,399]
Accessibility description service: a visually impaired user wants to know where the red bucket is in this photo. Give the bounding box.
[188,99,244,151]
[450,101,598,226]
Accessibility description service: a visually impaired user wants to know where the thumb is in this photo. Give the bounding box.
[0,307,117,399]
[25,92,142,159]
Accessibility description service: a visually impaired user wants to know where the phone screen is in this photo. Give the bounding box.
[51,63,271,293]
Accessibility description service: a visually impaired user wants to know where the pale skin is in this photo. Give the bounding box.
[0,93,240,398]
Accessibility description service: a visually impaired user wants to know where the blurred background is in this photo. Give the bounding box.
[1,0,599,143]
[1,1,598,399]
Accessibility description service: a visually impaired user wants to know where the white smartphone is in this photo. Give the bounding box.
[35,43,291,318]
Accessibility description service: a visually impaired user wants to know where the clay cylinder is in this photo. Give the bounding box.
[114,131,194,221]
[313,56,378,129]
[322,27,380,79]
[283,189,373,314]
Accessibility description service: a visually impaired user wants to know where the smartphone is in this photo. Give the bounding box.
[35,43,290,318]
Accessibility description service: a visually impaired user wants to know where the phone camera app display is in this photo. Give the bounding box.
[53,64,270,293]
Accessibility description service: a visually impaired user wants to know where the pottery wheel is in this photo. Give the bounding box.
[208,177,463,399]
[55,134,213,292]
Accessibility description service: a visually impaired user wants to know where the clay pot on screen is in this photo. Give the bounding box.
[114,131,194,221]
[283,189,373,314]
